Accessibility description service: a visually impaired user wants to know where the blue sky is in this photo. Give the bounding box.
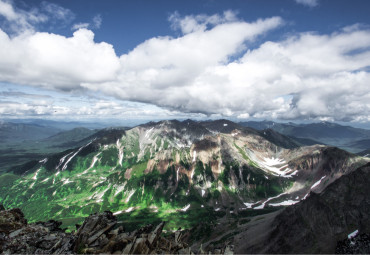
[1,0,370,125]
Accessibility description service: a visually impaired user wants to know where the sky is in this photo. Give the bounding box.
[1,0,370,125]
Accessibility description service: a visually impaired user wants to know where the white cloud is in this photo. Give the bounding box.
[0,28,120,89]
[72,23,89,30]
[1,3,370,123]
[93,14,102,29]
[295,0,319,7]
[169,10,238,34]
[0,0,47,33]
[41,1,75,21]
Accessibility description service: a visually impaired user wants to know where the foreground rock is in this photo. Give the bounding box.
[0,206,232,254]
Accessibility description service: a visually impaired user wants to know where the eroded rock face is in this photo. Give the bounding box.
[0,206,232,254]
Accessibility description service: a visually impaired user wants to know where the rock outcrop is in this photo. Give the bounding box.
[0,206,232,254]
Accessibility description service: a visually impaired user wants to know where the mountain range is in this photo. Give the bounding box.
[0,119,369,253]
[239,120,370,153]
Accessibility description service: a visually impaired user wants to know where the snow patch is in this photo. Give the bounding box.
[201,189,205,197]
[254,193,287,210]
[252,156,297,178]
[125,190,136,203]
[311,175,326,190]
[116,139,124,166]
[56,151,74,170]
[125,207,134,212]
[348,230,359,239]
[176,168,179,182]
[39,158,48,163]
[62,142,92,171]
[269,200,299,207]
[243,201,261,209]
[180,204,191,212]
[41,177,49,183]
[302,192,310,200]
[201,205,204,208]
[113,210,123,216]
[145,127,154,138]
[215,208,221,211]
[114,183,126,196]
[193,150,197,162]
[32,168,41,180]
[62,178,73,185]
[223,123,228,126]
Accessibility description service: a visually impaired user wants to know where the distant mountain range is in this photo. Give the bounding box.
[239,120,370,153]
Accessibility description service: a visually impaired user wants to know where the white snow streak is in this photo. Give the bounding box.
[125,190,135,203]
[254,193,287,210]
[193,150,197,162]
[223,123,228,126]
[311,175,326,190]
[62,178,73,185]
[176,168,179,182]
[117,139,124,166]
[39,158,48,163]
[201,189,205,197]
[269,200,299,206]
[113,210,123,215]
[145,127,154,138]
[114,183,126,196]
[32,168,41,180]
[302,192,310,200]
[125,207,134,212]
[348,230,359,239]
[62,142,92,171]
[56,151,74,170]
[243,201,261,209]
[180,204,190,212]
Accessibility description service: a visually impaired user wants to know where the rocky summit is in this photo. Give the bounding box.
[0,205,234,254]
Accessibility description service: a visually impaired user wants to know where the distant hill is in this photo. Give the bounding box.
[239,121,370,153]
[0,121,62,143]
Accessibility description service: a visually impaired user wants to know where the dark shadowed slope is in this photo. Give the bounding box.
[234,162,370,254]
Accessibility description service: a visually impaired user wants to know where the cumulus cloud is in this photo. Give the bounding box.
[0,28,120,89]
[295,0,319,7]
[1,3,370,122]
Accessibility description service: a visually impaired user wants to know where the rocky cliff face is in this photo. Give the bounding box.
[234,162,370,254]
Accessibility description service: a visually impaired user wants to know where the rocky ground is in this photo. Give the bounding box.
[0,205,232,254]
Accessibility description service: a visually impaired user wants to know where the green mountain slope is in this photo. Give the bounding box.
[0,120,367,233]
